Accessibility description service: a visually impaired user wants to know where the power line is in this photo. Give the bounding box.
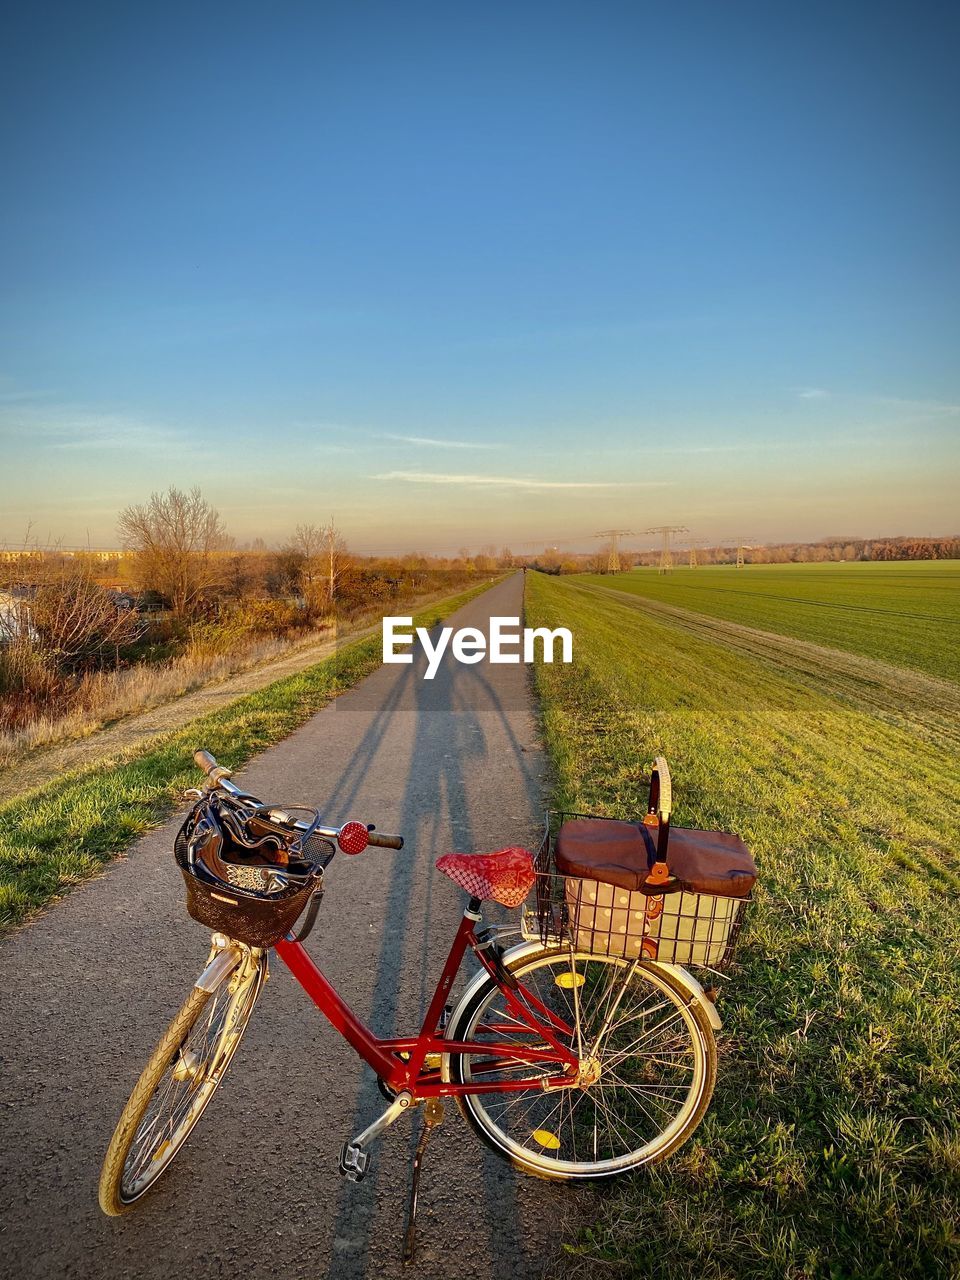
[685,537,708,569]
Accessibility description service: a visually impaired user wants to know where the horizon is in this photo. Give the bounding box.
[1,528,956,562]
[2,2,958,552]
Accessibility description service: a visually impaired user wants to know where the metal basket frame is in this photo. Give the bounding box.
[522,810,750,972]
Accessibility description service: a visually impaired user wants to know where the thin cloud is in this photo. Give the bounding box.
[0,409,185,455]
[793,387,960,417]
[865,394,960,416]
[50,416,184,451]
[370,470,673,491]
[292,420,361,434]
[377,433,501,450]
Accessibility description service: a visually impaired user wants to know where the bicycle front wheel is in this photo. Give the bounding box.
[446,948,716,1180]
[98,944,265,1215]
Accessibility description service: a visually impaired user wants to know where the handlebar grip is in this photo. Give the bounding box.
[366,831,404,850]
[194,749,218,774]
[194,748,232,782]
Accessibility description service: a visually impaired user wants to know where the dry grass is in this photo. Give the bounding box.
[0,624,334,769]
[0,579,499,772]
[0,577,499,930]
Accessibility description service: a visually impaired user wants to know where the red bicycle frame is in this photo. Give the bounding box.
[274,906,580,1098]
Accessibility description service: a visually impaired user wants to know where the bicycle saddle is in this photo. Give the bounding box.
[435,847,536,908]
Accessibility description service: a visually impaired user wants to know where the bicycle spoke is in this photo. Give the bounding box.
[120,962,262,1200]
[455,950,715,1175]
[591,1080,648,1150]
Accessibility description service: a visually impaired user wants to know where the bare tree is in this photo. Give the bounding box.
[281,524,325,608]
[27,561,141,671]
[281,521,349,610]
[0,556,141,730]
[324,520,349,604]
[117,487,230,618]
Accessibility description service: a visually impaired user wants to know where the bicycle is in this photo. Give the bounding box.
[99,749,736,1260]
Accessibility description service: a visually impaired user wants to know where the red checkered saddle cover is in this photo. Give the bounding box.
[435,847,536,908]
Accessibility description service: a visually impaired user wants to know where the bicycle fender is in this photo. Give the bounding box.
[650,962,722,1031]
[442,941,721,1047]
[194,944,243,993]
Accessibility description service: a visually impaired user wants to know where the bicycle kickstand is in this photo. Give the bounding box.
[402,1099,444,1265]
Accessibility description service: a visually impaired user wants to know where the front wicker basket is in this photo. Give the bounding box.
[178,868,316,949]
[173,821,331,949]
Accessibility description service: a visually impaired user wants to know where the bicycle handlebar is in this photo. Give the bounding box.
[366,830,404,850]
[192,748,404,852]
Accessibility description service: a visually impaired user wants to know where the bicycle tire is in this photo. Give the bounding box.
[445,947,716,1180]
[98,950,264,1215]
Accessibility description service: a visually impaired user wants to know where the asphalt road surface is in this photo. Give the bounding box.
[0,574,592,1280]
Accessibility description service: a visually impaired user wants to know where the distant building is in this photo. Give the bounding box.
[0,549,43,564]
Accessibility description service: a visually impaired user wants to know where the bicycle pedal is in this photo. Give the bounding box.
[338,1142,370,1182]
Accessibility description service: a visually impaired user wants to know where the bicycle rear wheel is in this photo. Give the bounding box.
[98,944,265,1215]
[446,947,716,1180]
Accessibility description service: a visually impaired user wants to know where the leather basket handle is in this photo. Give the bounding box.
[644,756,675,887]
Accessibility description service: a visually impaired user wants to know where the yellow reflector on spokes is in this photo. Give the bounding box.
[532,1129,561,1149]
[555,972,585,989]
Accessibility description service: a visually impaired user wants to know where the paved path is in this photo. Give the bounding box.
[0,574,589,1280]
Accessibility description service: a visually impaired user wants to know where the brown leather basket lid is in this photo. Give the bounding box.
[555,818,756,898]
[555,819,655,891]
[666,828,757,898]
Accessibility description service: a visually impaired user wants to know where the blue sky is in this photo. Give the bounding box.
[1,1,957,553]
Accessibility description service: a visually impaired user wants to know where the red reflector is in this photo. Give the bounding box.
[338,821,369,855]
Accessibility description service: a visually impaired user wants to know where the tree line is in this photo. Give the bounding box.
[528,534,960,574]
[0,487,501,733]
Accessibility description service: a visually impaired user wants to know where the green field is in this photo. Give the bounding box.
[573,561,960,683]
[527,571,960,1280]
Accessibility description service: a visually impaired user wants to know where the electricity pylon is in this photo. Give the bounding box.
[644,525,688,573]
[723,536,757,568]
[594,529,634,573]
[684,538,708,568]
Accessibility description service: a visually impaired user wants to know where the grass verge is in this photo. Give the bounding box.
[0,579,498,931]
[526,572,960,1280]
